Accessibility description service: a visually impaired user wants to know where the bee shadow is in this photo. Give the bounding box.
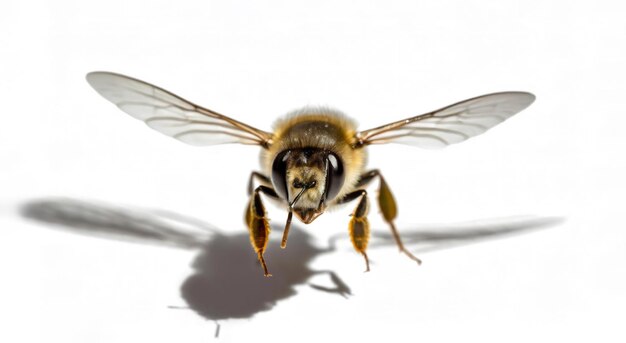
[372,216,565,252]
[19,198,348,324]
[19,198,563,324]
[179,228,347,321]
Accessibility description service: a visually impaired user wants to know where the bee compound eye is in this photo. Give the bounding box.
[271,150,291,199]
[324,152,345,201]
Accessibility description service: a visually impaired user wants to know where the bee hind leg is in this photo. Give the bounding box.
[357,170,421,265]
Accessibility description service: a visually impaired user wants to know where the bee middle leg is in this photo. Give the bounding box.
[246,185,278,277]
[356,169,421,265]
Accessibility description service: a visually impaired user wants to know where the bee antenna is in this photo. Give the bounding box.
[281,186,308,249]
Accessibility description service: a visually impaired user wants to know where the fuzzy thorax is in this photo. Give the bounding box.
[261,107,367,207]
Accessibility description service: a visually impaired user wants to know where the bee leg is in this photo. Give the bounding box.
[245,185,278,277]
[247,171,271,195]
[354,169,379,188]
[360,169,422,265]
[339,190,371,272]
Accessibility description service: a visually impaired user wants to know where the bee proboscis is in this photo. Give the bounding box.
[87,72,535,276]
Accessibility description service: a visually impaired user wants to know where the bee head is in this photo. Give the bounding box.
[271,148,345,223]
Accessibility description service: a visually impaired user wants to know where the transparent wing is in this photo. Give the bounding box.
[355,92,535,148]
[86,72,273,146]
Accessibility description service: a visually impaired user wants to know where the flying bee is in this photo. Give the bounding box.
[87,71,535,277]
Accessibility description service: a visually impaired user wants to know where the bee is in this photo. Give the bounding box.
[87,71,535,277]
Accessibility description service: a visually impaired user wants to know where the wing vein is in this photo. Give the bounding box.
[87,72,273,147]
[353,91,535,148]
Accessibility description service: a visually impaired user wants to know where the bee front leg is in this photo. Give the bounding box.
[339,190,371,272]
[245,185,278,277]
[358,169,421,265]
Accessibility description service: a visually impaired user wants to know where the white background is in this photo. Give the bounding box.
[1,0,625,342]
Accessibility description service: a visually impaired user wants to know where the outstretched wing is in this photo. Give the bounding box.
[355,92,535,148]
[86,72,273,147]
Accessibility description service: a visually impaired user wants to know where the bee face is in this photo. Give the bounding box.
[271,148,345,223]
